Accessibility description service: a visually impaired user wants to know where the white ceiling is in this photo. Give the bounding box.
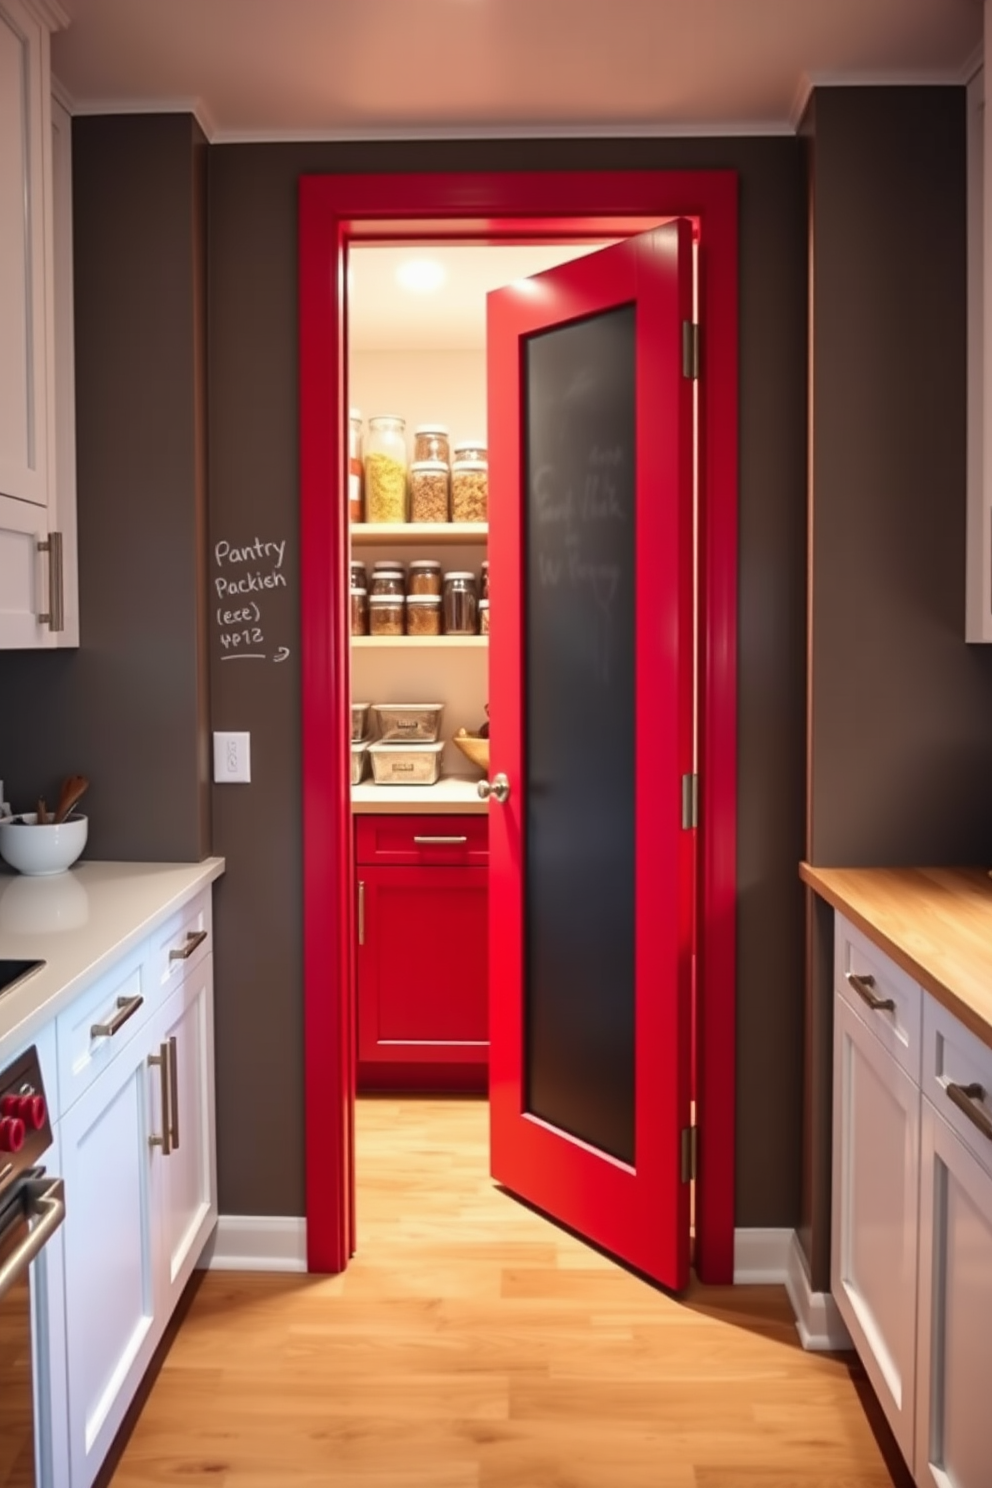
[349,244,612,350]
[51,0,982,141]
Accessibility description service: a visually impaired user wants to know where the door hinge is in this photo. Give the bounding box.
[681,772,698,830]
[682,321,700,380]
[681,1124,698,1183]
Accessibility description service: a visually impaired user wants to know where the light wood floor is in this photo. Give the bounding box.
[109,1097,908,1487]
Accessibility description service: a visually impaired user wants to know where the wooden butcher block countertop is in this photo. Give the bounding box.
[800,864,992,1051]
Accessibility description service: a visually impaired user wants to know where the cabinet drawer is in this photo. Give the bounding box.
[150,889,212,995]
[923,993,992,1177]
[835,914,922,1082]
[56,942,152,1114]
[356,815,489,866]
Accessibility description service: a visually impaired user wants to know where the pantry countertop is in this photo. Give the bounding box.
[800,863,992,1050]
[352,778,488,814]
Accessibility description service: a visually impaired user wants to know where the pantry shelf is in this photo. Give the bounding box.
[350,523,488,546]
[353,636,488,650]
[351,777,488,814]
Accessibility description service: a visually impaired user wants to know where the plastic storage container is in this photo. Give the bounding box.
[442,572,478,634]
[369,741,444,786]
[365,415,407,522]
[409,460,450,523]
[351,741,370,785]
[371,703,444,742]
[405,595,442,636]
[349,409,363,522]
[413,425,450,466]
[351,702,371,742]
[369,595,404,636]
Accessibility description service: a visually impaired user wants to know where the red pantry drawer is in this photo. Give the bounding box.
[356,814,489,867]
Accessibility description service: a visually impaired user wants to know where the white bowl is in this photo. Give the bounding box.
[0,813,88,876]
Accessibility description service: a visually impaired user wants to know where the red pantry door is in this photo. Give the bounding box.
[485,220,696,1290]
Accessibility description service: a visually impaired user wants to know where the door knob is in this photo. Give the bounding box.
[478,772,510,804]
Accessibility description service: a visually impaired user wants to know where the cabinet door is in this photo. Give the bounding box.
[155,955,217,1318]
[0,0,51,510]
[0,493,51,647]
[357,866,488,1065]
[832,993,920,1468]
[915,1099,992,1488]
[60,1034,162,1488]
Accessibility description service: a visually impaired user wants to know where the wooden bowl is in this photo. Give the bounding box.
[452,732,489,774]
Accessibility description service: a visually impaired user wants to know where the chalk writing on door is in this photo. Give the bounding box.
[212,537,292,663]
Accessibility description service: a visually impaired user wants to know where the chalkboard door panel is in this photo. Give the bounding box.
[487,221,695,1291]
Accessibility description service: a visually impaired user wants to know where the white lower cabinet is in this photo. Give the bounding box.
[60,1030,159,1488]
[54,902,217,1488]
[832,993,920,1466]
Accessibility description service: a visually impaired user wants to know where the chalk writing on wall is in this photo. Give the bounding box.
[212,537,292,662]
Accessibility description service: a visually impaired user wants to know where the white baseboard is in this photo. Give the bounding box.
[784,1230,852,1352]
[199,1215,308,1273]
[732,1227,793,1283]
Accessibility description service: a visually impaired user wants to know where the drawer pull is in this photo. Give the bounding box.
[846,972,895,1013]
[168,1035,180,1150]
[413,836,469,845]
[169,928,208,962]
[148,1042,172,1156]
[91,994,144,1039]
[946,1081,992,1143]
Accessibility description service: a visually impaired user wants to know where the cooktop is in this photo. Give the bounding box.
[0,960,45,999]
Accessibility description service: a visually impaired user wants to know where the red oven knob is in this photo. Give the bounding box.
[0,1094,18,1118]
[19,1095,46,1130]
[0,1116,25,1152]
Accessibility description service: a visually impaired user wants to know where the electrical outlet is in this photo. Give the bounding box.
[213,732,251,784]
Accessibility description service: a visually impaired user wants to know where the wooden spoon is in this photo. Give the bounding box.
[35,797,49,825]
[52,774,89,825]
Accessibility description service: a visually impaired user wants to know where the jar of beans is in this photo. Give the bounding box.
[443,571,478,635]
[451,458,488,523]
[365,415,407,522]
[350,587,369,636]
[405,595,442,636]
[408,560,442,596]
[413,425,451,466]
[370,570,405,597]
[409,460,450,523]
[369,594,404,636]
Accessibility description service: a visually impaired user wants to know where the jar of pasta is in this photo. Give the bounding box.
[348,409,363,522]
[365,415,407,522]
[409,460,450,523]
[413,425,451,466]
[369,594,404,636]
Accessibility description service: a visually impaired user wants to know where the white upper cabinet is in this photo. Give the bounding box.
[0,0,77,649]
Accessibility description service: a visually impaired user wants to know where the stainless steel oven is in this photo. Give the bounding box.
[0,1045,65,1488]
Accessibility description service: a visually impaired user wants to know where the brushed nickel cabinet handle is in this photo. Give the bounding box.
[358,881,365,946]
[167,1035,180,1150]
[946,1081,992,1142]
[91,994,144,1039]
[169,928,208,961]
[148,1042,171,1156]
[37,531,64,631]
[413,836,468,845]
[477,772,510,804]
[846,972,896,1013]
[0,1178,65,1302]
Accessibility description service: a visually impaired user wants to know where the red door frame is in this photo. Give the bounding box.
[299,170,738,1283]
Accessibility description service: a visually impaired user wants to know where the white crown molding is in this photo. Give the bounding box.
[199,1214,307,1272]
[733,1226,793,1283]
[784,1231,852,1352]
[50,71,74,115]
[209,118,796,146]
[21,0,70,30]
[69,93,218,141]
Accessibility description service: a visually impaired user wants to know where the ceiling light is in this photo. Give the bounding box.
[396,258,446,294]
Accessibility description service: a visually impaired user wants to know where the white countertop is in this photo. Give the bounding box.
[351,777,488,814]
[0,858,225,1058]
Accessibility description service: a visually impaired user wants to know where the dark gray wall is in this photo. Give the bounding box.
[802,87,988,1287]
[0,115,211,862]
[207,137,808,1222]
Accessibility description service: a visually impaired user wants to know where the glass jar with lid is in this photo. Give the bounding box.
[351,559,368,593]
[409,461,450,523]
[370,570,405,598]
[365,415,408,522]
[480,560,489,601]
[350,587,369,636]
[413,425,451,466]
[405,595,442,636]
[442,571,478,635]
[369,594,404,636]
[451,459,488,523]
[408,560,442,596]
[478,599,490,635]
[453,439,487,464]
[348,409,363,522]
